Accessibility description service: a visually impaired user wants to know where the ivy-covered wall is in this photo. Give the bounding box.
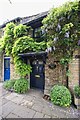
[0,1,80,96]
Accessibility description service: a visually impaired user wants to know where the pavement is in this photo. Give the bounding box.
[0,82,80,119]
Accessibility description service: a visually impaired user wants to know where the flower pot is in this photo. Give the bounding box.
[74,95,80,110]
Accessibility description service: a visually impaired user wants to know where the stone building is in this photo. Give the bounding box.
[0,11,80,95]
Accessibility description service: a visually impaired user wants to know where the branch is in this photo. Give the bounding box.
[8,0,12,4]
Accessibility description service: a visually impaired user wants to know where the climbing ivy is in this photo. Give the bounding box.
[0,23,47,77]
[42,0,80,67]
[1,23,15,55]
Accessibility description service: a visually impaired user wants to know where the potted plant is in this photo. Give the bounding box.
[74,85,80,109]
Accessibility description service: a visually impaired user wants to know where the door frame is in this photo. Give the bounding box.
[4,57,10,81]
[30,59,45,90]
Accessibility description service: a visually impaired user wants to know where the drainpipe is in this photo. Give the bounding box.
[66,64,69,88]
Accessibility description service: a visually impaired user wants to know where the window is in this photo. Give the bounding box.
[34,27,44,42]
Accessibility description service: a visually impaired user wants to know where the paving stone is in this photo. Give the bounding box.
[33,112,44,118]
[2,98,10,105]
[2,89,10,96]
[11,96,24,104]
[26,110,36,118]
[2,101,18,118]
[44,114,51,118]
[32,104,43,113]
[27,89,43,98]
[0,116,2,120]
[65,113,78,118]
[0,89,2,97]
[0,99,2,106]
[24,96,35,102]
[12,105,36,118]
[51,109,72,118]
[6,113,20,118]
[0,106,2,116]
[5,93,17,100]
[0,84,79,119]
[33,101,44,108]
[42,107,52,116]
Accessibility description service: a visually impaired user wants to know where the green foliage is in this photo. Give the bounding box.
[4,22,15,37]
[50,85,72,107]
[12,36,34,54]
[3,79,29,94]
[42,0,80,67]
[14,24,27,38]
[12,36,46,54]
[3,79,16,90]
[0,22,47,77]
[14,57,32,77]
[74,85,80,98]
[14,78,29,93]
[2,22,15,55]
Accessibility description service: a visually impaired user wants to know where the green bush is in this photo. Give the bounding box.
[3,79,16,90]
[50,85,72,107]
[74,85,80,98]
[14,78,29,93]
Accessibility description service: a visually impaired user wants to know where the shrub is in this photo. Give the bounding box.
[3,79,16,90]
[14,78,29,93]
[74,85,80,98]
[50,85,72,107]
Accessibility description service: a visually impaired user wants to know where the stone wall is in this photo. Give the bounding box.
[0,53,3,82]
[44,49,80,95]
[68,49,80,92]
[10,57,20,80]
[44,53,66,95]
[0,29,4,38]
[0,29,4,81]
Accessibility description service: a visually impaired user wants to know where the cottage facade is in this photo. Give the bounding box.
[0,11,80,95]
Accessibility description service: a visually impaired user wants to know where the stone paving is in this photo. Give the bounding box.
[0,82,80,119]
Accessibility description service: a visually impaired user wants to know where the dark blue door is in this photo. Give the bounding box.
[30,60,45,90]
[4,58,10,81]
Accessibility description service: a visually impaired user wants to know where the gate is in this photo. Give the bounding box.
[30,59,45,90]
[4,57,10,81]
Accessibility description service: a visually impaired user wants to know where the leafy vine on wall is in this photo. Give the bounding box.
[42,0,80,74]
[0,23,47,77]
